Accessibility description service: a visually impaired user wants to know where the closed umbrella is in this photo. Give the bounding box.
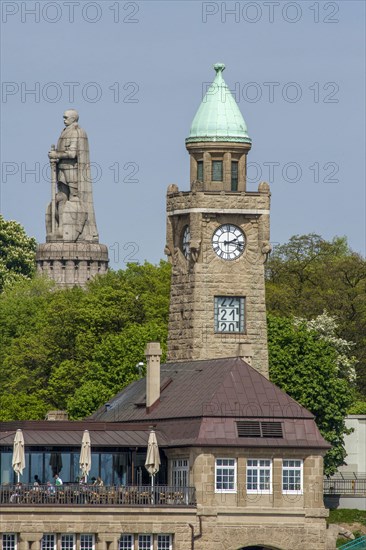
[145,430,160,497]
[12,429,25,482]
[79,430,91,482]
[49,452,63,476]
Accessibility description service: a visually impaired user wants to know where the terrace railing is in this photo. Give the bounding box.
[0,484,196,507]
[323,478,366,496]
[338,536,366,550]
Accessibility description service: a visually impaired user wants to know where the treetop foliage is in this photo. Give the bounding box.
[266,233,366,394]
[268,313,354,475]
[0,261,171,420]
[0,214,36,292]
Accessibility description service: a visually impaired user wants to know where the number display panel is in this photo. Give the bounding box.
[214,296,245,333]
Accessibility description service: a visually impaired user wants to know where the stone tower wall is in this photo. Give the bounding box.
[166,187,271,378]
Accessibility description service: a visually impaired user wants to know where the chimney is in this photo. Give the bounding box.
[239,343,253,366]
[145,341,162,412]
[45,410,69,421]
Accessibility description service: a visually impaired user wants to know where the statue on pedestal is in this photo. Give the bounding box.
[46,109,99,242]
[37,110,109,287]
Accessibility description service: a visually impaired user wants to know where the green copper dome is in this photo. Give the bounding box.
[186,63,251,145]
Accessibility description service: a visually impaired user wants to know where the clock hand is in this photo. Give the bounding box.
[224,239,238,245]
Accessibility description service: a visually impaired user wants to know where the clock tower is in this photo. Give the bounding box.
[165,63,271,378]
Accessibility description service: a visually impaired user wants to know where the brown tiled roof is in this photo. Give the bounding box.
[91,357,313,422]
[144,417,328,449]
[0,422,168,448]
[89,357,329,450]
[0,358,330,451]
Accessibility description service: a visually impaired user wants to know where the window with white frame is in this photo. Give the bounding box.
[246,459,272,494]
[119,535,134,550]
[138,535,152,550]
[157,535,172,550]
[80,535,95,550]
[171,458,189,487]
[61,534,75,550]
[215,458,237,492]
[282,459,303,494]
[2,534,17,550]
[41,534,56,550]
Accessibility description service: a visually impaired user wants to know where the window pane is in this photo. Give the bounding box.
[171,459,189,487]
[30,453,44,485]
[138,535,152,550]
[247,459,272,493]
[215,458,236,491]
[0,452,13,484]
[231,161,238,191]
[212,161,223,181]
[282,459,302,492]
[2,534,16,550]
[80,535,94,550]
[100,453,113,485]
[61,534,75,550]
[42,535,56,550]
[197,161,203,181]
[113,453,129,485]
[119,535,134,550]
[158,535,172,550]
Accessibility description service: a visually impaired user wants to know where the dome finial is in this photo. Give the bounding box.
[214,62,225,73]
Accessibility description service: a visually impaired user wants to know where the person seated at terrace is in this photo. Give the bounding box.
[95,476,104,486]
[47,481,55,495]
[9,482,23,503]
[33,475,41,488]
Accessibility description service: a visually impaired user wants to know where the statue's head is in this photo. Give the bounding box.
[63,109,79,126]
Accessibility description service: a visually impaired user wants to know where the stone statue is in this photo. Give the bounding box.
[37,110,109,287]
[46,109,99,242]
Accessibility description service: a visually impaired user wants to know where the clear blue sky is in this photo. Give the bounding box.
[1,1,365,269]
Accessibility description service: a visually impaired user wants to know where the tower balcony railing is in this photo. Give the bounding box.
[0,483,196,507]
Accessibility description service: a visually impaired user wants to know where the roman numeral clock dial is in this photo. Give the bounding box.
[212,224,245,260]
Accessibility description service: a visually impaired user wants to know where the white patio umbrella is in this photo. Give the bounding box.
[12,429,25,482]
[145,430,160,496]
[79,430,91,482]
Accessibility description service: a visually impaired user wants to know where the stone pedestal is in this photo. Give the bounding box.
[36,242,109,288]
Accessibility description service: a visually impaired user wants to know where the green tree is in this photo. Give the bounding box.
[268,313,354,475]
[297,311,358,383]
[0,228,361,475]
[0,215,37,292]
[266,234,366,394]
[0,262,171,420]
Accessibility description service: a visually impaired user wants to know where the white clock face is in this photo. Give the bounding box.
[212,224,245,260]
[182,225,190,259]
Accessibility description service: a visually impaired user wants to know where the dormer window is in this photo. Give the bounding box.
[212,160,223,181]
[197,160,203,181]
